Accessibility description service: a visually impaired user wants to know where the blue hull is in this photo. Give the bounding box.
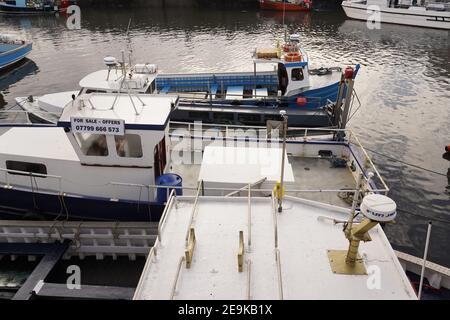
[0,4,56,14]
[0,43,32,70]
[0,188,164,222]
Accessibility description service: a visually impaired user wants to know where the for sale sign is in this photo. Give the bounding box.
[71,117,125,135]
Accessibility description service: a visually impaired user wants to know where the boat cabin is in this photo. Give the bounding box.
[78,60,158,95]
[0,93,179,217]
[57,93,177,174]
[253,34,310,97]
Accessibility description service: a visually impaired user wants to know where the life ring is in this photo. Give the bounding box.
[285,52,302,62]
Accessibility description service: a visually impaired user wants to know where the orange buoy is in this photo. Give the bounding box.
[285,52,302,62]
[296,97,307,106]
[446,145,450,152]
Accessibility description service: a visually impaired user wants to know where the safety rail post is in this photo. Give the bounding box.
[272,190,278,249]
[170,256,185,299]
[275,248,283,300]
[185,181,203,245]
[418,222,432,300]
[247,259,252,300]
[157,189,176,242]
[247,184,252,247]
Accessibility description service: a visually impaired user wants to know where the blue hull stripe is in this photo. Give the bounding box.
[0,188,164,221]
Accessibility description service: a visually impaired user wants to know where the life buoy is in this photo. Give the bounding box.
[285,52,302,62]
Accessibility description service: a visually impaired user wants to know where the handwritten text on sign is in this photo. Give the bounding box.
[71,117,125,135]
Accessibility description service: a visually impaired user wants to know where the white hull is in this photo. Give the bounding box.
[342,2,450,30]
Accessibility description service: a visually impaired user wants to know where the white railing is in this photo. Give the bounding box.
[0,167,63,194]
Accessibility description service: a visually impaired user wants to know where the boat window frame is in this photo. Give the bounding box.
[114,134,144,158]
[6,160,47,178]
[291,68,304,82]
[74,133,109,157]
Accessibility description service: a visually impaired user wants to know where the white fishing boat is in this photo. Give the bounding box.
[0,67,358,221]
[342,0,450,29]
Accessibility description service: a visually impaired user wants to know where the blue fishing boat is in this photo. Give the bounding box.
[17,34,357,127]
[0,35,32,71]
[0,0,57,14]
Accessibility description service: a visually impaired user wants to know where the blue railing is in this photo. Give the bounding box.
[156,73,278,93]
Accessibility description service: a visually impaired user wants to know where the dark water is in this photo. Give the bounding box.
[0,8,449,267]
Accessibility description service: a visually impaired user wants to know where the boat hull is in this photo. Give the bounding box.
[0,187,164,222]
[0,3,57,14]
[341,2,450,30]
[259,0,311,12]
[0,42,32,71]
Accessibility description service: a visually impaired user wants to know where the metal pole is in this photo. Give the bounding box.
[345,172,363,236]
[418,221,432,300]
[278,110,287,213]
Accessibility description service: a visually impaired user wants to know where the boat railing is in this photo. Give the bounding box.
[168,121,389,193]
[0,167,63,194]
[174,91,325,109]
[0,136,389,203]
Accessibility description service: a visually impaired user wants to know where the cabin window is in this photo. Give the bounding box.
[154,137,167,178]
[85,89,107,94]
[188,111,210,121]
[238,114,261,125]
[145,81,156,94]
[74,133,109,156]
[213,112,234,123]
[6,161,47,177]
[115,134,143,158]
[291,68,304,81]
[5,1,16,5]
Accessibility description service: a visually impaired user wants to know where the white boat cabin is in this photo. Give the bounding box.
[253,34,311,97]
[0,93,178,202]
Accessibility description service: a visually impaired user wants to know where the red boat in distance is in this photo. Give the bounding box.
[259,0,312,12]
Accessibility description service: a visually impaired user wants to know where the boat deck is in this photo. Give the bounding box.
[171,154,355,208]
[133,196,416,300]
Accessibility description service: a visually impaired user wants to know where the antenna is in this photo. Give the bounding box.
[126,18,133,68]
[328,194,397,275]
[282,2,287,43]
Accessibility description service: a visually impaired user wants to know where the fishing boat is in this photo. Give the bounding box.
[0,68,358,221]
[16,34,353,127]
[342,0,450,30]
[259,0,312,12]
[0,35,32,71]
[0,0,58,14]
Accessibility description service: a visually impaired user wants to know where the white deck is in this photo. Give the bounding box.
[199,146,294,185]
[0,127,78,161]
[79,69,157,92]
[38,91,79,113]
[134,196,416,300]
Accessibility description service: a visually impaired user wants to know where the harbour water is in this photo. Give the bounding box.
[0,6,449,269]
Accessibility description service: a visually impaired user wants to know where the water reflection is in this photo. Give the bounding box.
[0,59,38,95]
